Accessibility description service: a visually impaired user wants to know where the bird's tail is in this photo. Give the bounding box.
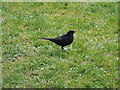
[41,38,50,40]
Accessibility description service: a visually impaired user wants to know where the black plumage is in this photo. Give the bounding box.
[41,30,76,50]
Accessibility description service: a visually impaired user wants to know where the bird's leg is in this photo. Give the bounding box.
[62,46,64,50]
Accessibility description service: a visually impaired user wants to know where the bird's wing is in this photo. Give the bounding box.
[52,36,63,42]
[55,35,69,42]
[61,35,70,43]
[49,34,72,46]
[49,36,65,46]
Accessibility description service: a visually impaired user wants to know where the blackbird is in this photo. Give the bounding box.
[41,30,76,50]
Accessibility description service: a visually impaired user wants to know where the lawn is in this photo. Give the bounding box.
[2,2,118,88]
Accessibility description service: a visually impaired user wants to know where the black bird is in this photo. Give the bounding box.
[41,30,76,50]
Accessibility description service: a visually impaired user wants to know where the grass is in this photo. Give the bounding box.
[2,2,118,88]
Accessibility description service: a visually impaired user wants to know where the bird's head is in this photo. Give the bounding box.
[66,30,76,35]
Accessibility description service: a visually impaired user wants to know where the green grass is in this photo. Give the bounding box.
[2,2,118,88]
